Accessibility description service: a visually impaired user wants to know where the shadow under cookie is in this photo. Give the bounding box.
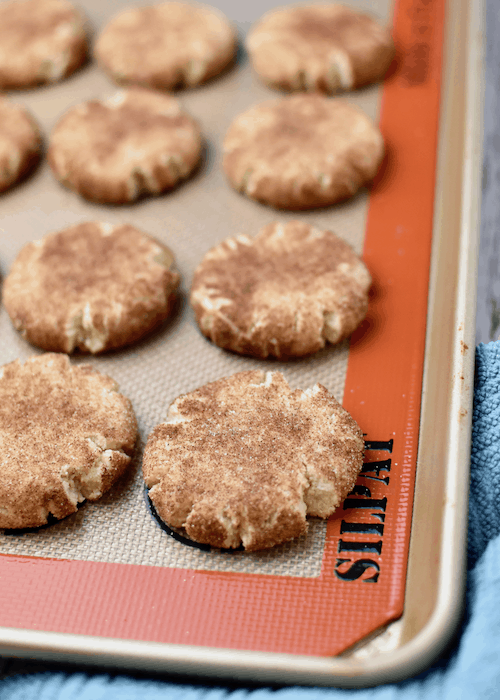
[143,370,365,552]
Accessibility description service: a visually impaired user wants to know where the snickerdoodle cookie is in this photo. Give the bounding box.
[0,353,137,530]
[95,2,236,90]
[222,94,384,210]
[190,220,371,359]
[48,88,202,203]
[143,370,364,551]
[246,3,394,94]
[0,97,41,192]
[0,0,87,89]
[3,222,180,354]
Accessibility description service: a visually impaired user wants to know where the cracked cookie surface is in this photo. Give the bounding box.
[0,97,41,193]
[190,220,371,359]
[0,354,137,529]
[143,370,364,551]
[95,1,236,90]
[223,94,384,210]
[48,88,202,203]
[3,221,180,354]
[246,3,394,94]
[0,0,87,89]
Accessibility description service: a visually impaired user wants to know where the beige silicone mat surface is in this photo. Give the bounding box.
[0,0,390,577]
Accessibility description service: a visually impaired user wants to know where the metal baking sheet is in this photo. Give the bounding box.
[0,0,483,686]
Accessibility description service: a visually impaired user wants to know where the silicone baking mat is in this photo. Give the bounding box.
[0,0,444,656]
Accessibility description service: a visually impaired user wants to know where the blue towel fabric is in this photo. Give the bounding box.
[2,342,500,699]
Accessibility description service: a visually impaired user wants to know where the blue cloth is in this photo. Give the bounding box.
[3,342,500,698]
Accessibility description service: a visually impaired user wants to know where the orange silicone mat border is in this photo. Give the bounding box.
[0,0,445,657]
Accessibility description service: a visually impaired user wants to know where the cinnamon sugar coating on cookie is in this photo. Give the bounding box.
[0,0,87,89]
[48,88,202,203]
[223,94,384,210]
[246,3,394,93]
[0,98,41,192]
[95,2,236,90]
[0,354,137,529]
[3,222,180,354]
[190,221,371,359]
[143,371,364,551]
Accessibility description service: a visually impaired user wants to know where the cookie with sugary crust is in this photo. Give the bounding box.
[190,220,371,359]
[48,88,202,203]
[0,353,137,530]
[246,3,394,94]
[222,94,384,210]
[95,2,237,90]
[0,0,87,89]
[3,222,180,354]
[143,370,364,551]
[0,97,41,192]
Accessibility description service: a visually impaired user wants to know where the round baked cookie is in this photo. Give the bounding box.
[0,353,137,530]
[190,220,371,359]
[94,2,237,90]
[3,222,180,354]
[48,88,202,203]
[0,97,41,192]
[246,3,394,93]
[0,0,87,89]
[143,370,364,551]
[222,94,384,210]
